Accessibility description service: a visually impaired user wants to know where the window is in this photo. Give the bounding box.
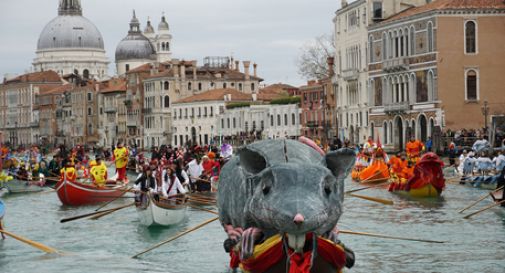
[369,36,374,63]
[83,69,89,79]
[227,118,230,129]
[164,96,170,108]
[427,22,434,52]
[188,82,192,90]
[251,83,255,91]
[270,115,274,126]
[164,81,169,90]
[210,107,213,117]
[292,113,296,125]
[410,26,415,55]
[87,108,92,116]
[191,108,194,118]
[198,83,202,91]
[277,115,281,126]
[233,118,236,128]
[373,2,382,19]
[382,33,387,61]
[466,70,478,101]
[223,83,227,89]
[87,93,92,101]
[221,119,224,129]
[204,107,207,117]
[125,64,130,72]
[239,83,243,91]
[465,21,477,54]
[284,114,288,126]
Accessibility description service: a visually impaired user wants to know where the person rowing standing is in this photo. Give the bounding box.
[160,164,186,199]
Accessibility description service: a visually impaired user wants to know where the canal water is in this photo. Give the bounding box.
[0,174,504,273]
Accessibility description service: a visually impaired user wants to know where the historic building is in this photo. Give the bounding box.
[333,0,428,144]
[115,12,173,76]
[367,0,505,151]
[0,71,63,146]
[33,0,109,80]
[171,88,251,147]
[300,80,326,141]
[96,78,127,147]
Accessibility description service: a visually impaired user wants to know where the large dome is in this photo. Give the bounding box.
[115,34,156,61]
[37,15,105,51]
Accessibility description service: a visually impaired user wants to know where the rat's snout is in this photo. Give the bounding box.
[293,213,305,226]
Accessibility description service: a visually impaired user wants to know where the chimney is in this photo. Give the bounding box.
[252,93,257,102]
[243,61,251,80]
[180,64,186,80]
[173,60,179,78]
[235,60,240,72]
[192,61,197,80]
[253,63,258,78]
[230,57,234,70]
[327,57,335,76]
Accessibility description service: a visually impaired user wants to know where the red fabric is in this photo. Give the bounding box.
[406,153,445,192]
[230,251,240,269]
[240,234,346,273]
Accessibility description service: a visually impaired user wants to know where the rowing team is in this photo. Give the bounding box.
[133,153,222,198]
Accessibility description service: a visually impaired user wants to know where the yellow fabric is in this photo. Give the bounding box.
[251,234,282,259]
[91,163,108,186]
[114,147,128,168]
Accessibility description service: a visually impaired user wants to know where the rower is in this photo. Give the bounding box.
[134,165,156,205]
[161,164,187,198]
[90,156,108,187]
[406,136,425,164]
[60,159,77,182]
[113,141,129,182]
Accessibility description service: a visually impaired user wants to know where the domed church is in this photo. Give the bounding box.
[33,0,109,80]
[115,11,172,75]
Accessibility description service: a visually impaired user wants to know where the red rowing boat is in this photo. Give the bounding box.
[55,179,128,206]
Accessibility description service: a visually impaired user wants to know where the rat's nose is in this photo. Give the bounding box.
[293,213,304,226]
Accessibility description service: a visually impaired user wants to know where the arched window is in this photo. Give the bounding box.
[292,113,296,125]
[164,81,169,90]
[369,36,374,63]
[383,122,388,144]
[164,96,170,108]
[466,70,478,101]
[382,32,387,60]
[465,21,476,54]
[277,115,281,126]
[188,82,192,90]
[270,115,274,126]
[227,118,230,129]
[87,107,92,116]
[210,107,213,117]
[427,71,434,101]
[198,82,202,91]
[166,43,170,51]
[83,69,89,79]
[427,22,434,52]
[407,26,414,57]
[284,114,288,126]
[233,118,236,128]
[204,107,207,117]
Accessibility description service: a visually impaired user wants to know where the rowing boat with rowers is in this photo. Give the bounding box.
[135,192,187,227]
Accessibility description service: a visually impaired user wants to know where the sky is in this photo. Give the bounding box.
[0,0,343,87]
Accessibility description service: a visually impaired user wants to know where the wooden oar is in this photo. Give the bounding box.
[0,229,62,253]
[340,230,445,244]
[187,195,216,202]
[345,180,391,194]
[347,193,394,205]
[132,216,219,259]
[94,186,132,212]
[463,199,505,219]
[459,186,504,213]
[89,203,134,220]
[60,204,132,223]
[186,204,218,215]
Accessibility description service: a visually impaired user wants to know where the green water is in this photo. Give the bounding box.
[1,175,504,273]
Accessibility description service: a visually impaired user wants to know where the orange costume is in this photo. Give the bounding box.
[406,140,424,161]
[359,149,390,182]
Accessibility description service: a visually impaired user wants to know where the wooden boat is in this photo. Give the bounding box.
[55,177,128,206]
[460,175,498,190]
[389,153,445,198]
[135,193,187,227]
[1,174,45,194]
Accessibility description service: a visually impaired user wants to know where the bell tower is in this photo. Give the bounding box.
[58,0,82,16]
[156,13,172,62]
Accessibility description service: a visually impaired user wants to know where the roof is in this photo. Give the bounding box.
[3,71,61,84]
[100,78,127,93]
[384,0,505,23]
[174,88,251,104]
[39,84,72,95]
[264,83,298,90]
[257,87,290,101]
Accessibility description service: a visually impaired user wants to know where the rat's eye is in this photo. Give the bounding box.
[324,185,331,195]
[262,179,272,195]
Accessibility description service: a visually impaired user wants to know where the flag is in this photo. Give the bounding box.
[376,135,382,149]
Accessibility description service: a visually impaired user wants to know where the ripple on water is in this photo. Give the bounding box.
[0,177,504,272]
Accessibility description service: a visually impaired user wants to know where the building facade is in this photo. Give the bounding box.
[367,0,505,151]
[97,78,127,147]
[333,0,429,145]
[33,0,109,80]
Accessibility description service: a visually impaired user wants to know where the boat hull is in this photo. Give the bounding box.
[55,179,128,206]
[391,183,441,198]
[0,199,4,219]
[2,179,44,194]
[136,195,187,227]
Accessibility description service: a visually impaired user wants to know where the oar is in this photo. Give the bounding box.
[132,216,219,259]
[463,199,505,219]
[459,186,504,213]
[0,229,62,253]
[340,230,445,244]
[347,193,394,205]
[89,203,134,220]
[60,204,132,223]
[345,180,391,194]
[94,186,133,212]
[186,198,216,206]
[186,204,219,215]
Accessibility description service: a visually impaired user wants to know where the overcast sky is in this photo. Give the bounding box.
[0,0,342,86]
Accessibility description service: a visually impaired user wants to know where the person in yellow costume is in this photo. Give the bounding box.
[113,142,129,182]
[60,160,77,182]
[90,156,108,187]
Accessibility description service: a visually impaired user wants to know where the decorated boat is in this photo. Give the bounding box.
[135,193,187,227]
[389,153,445,198]
[55,177,128,206]
[356,150,390,185]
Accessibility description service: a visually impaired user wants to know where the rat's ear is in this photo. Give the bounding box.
[239,148,267,175]
[324,148,356,179]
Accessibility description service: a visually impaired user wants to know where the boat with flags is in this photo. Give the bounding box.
[135,192,187,227]
[353,137,390,185]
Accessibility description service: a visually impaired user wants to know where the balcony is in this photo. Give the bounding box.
[383,57,409,73]
[342,69,359,81]
[306,121,319,128]
[384,102,410,113]
[127,120,138,127]
[104,106,117,113]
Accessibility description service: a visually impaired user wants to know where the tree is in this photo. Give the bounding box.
[297,34,335,80]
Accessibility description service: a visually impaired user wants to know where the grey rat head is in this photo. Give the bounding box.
[238,146,355,235]
[246,163,342,235]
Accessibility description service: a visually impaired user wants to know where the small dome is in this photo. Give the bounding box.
[115,34,156,61]
[158,15,169,31]
[37,15,104,50]
[144,19,155,34]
